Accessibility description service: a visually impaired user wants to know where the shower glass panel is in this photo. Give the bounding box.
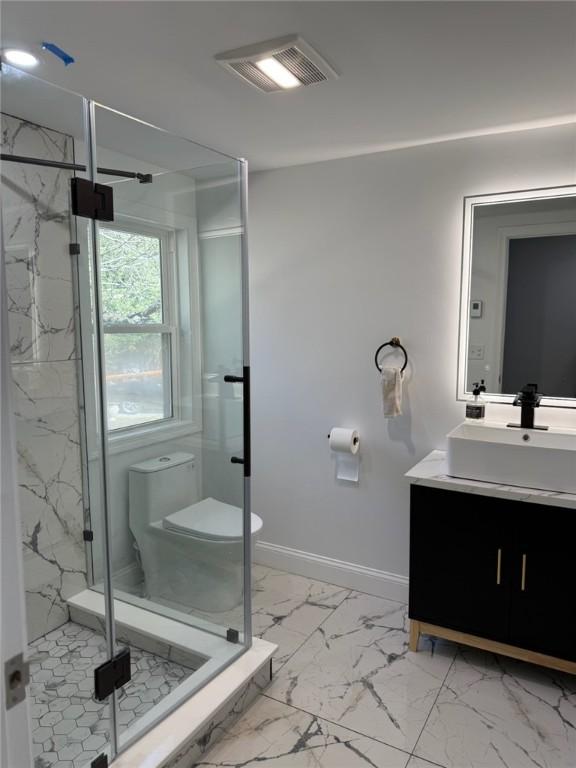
[86,103,250,748]
[2,65,251,764]
[1,65,116,766]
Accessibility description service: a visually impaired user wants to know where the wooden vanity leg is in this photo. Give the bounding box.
[409,620,420,652]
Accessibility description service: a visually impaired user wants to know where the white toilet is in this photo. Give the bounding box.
[128,452,262,613]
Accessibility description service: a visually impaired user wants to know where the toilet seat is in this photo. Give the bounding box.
[162,497,263,542]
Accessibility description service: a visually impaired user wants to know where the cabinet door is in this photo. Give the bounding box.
[409,485,513,642]
[509,503,576,661]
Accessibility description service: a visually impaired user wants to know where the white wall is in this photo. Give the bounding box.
[248,124,576,596]
[196,178,245,509]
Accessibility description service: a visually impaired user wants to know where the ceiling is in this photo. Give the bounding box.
[2,1,575,170]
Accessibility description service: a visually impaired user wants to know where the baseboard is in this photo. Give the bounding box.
[254,540,409,604]
[109,561,143,591]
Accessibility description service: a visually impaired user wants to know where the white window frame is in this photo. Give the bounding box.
[99,217,202,449]
[100,220,178,432]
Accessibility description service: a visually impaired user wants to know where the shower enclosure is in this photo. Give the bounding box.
[1,63,252,766]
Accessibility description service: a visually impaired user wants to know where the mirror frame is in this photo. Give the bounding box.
[457,184,576,407]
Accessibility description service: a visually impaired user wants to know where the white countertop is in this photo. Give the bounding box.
[406,450,576,509]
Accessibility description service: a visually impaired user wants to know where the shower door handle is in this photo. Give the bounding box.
[243,366,251,477]
[227,377,246,467]
[228,367,250,477]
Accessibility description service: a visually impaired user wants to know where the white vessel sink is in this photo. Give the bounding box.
[447,422,576,494]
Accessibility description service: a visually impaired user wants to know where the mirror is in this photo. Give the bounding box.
[458,186,576,405]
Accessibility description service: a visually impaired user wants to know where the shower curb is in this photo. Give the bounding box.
[112,637,275,768]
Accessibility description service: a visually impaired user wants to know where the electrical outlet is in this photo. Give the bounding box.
[469,344,485,360]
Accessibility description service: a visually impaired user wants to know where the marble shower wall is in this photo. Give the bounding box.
[1,112,88,641]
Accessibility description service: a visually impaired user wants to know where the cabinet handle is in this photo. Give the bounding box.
[521,553,527,591]
[496,548,502,585]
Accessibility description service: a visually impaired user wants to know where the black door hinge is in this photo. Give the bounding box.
[94,648,131,700]
[83,530,94,542]
[71,178,114,221]
[91,755,108,768]
[69,243,81,256]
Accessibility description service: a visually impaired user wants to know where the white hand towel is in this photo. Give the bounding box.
[381,367,403,417]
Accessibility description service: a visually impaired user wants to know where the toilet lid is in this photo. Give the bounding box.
[162,497,263,541]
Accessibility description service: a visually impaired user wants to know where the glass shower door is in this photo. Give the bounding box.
[2,62,252,762]
[86,103,251,749]
[0,65,118,767]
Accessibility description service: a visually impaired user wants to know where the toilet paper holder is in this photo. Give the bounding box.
[326,432,360,444]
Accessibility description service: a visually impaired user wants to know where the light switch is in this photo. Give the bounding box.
[469,344,485,360]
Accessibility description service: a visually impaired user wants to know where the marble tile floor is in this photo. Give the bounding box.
[124,564,351,670]
[200,579,576,768]
[29,620,192,768]
[248,565,351,668]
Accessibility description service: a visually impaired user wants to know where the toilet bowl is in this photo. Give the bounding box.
[143,499,262,612]
[128,453,262,613]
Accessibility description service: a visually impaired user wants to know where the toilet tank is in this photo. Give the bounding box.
[128,452,198,526]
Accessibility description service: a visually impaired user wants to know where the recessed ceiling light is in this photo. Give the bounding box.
[216,35,338,93]
[3,49,39,68]
[255,58,300,89]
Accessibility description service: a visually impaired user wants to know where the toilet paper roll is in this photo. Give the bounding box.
[329,428,360,482]
[329,428,360,455]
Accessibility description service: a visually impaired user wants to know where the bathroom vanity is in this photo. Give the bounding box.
[407,450,576,674]
[418,182,576,674]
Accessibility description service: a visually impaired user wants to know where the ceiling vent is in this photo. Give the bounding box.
[215,35,338,93]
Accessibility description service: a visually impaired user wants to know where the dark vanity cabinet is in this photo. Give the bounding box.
[508,504,576,661]
[409,484,576,668]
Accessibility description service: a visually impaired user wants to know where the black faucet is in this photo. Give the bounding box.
[510,383,546,430]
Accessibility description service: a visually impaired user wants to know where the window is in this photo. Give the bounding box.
[99,223,177,432]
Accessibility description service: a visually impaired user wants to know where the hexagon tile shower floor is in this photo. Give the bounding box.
[29,622,192,768]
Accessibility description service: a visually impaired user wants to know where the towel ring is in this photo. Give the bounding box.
[374,336,408,374]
